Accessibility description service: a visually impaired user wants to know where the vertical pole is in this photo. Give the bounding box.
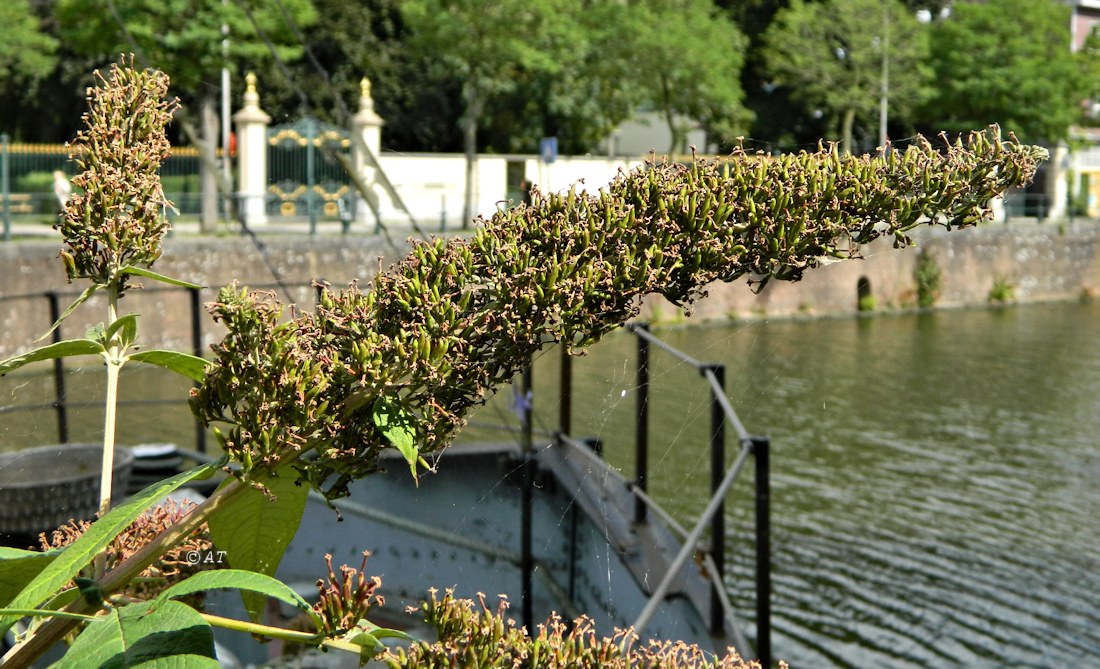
[705,363,726,636]
[520,358,534,631]
[2,133,11,242]
[752,436,772,669]
[559,346,572,436]
[47,292,69,444]
[221,0,232,225]
[306,118,317,235]
[189,287,207,453]
[634,324,650,525]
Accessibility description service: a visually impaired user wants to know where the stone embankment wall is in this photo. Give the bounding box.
[2,221,1098,358]
[642,221,1100,322]
[0,235,411,359]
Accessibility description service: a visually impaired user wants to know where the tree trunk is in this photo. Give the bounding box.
[199,95,220,233]
[841,107,856,155]
[462,86,483,230]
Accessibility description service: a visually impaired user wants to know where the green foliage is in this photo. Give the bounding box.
[989,277,1016,304]
[614,0,752,152]
[914,249,941,308]
[0,339,104,376]
[158,569,318,626]
[205,474,310,622]
[0,549,61,611]
[0,0,57,83]
[763,0,930,153]
[53,599,219,668]
[55,0,316,103]
[858,295,877,312]
[373,396,426,480]
[924,0,1085,144]
[383,590,779,668]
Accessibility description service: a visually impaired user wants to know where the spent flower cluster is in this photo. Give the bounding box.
[312,552,384,637]
[190,128,1044,502]
[37,499,213,602]
[383,589,783,668]
[57,55,178,292]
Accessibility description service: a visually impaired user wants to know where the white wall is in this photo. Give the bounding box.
[373,153,645,230]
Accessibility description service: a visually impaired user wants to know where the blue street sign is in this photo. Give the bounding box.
[540,136,558,164]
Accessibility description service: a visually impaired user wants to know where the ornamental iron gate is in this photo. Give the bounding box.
[266,117,353,230]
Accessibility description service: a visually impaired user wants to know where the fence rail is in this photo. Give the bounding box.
[0,281,321,454]
[552,324,772,667]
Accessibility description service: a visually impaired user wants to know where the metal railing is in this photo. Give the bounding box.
[552,323,772,667]
[0,281,328,453]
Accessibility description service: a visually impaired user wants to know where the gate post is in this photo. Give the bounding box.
[351,77,384,225]
[233,72,270,227]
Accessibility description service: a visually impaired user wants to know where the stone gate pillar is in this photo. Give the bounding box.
[233,72,271,227]
[351,77,384,224]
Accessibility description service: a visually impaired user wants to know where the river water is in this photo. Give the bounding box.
[513,300,1100,668]
[2,301,1098,667]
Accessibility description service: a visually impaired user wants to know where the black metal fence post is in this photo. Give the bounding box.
[46,291,69,444]
[634,324,650,525]
[2,133,11,243]
[520,359,534,631]
[188,286,206,453]
[559,346,572,436]
[704,363,726,636]
[752,436,772,668]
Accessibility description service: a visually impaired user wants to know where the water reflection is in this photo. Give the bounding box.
[544,303,1100,668]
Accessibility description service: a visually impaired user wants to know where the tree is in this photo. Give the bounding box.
[618,0,752,153]
[0,0,57,84]
[400,0,579,227]
[55,0,316,230]
[478,2,639,155]
[763,0,930,153]
[923,0,1084,145]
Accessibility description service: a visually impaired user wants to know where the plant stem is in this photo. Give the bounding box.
[199,612,368,655]
[94,284,122,580]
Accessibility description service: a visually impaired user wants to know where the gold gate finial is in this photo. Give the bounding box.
[246,72,258,96]
[360,77,371,100]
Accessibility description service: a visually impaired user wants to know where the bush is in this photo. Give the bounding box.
[988,277,1015,303]
[914,250,941,308]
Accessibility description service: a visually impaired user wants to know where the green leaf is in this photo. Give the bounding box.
[372,396,420,479]
[159,569,320,628]
[33,284,101,343]
[0,549,61,608]
[206,473,309,624]
[0,457,227,637]
[0,338,105,376]
[128,350,208,382]
[119,265,202,290]
[105,314,139,347]
[51,599,218,669]
[342,623,415,662]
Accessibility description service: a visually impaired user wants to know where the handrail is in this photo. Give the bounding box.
[628,322,706,368]
[558,433,751,655]
[556,323,771,666]
[630,438,753,635]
